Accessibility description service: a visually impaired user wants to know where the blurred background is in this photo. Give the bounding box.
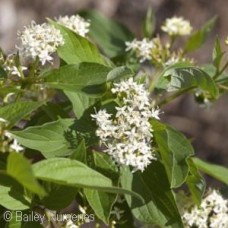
[0,0,227,186]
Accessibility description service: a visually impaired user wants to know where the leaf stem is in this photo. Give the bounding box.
[157,86,194,106]
[213,61,228,80]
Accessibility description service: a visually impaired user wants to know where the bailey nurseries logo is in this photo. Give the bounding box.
[3,210,95,224]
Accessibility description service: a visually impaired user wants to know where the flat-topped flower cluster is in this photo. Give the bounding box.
[16,15,90,65]
[177,190,228,228]
[91,78,160,172]
[161,16,192,36]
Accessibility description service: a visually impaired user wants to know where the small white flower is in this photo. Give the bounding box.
[10,139,24,152]
[0,118,7,123]
[57,15,90,37]
[125,38,154,62]
[161,16,192,36]
[17,21,64,65]
[110,206,124,220]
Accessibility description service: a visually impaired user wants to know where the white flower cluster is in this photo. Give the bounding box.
[57,15,90,37]
[125,38,154,62]
[91,78,160,172]
[225,37,228,45]
[17,21,64,65]
[4,131,24,153]
[179,190,228,228]
[2,54,27,77]
[0,118,24,153]
[161,17,192,36]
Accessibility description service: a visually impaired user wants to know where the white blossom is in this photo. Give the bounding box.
[125,38,154,62]
[3,131,24,153]
[10,139,24,153]
[178,190,228,228]
[110,206,125,220]
[92,78,160,172]
[17,21,64,65]
[161,17,192,36]
[57,15,90,37]
[0,118,7,123]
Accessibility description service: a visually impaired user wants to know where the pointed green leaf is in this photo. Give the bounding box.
[121,162,183,228]
[33,158,143,201]
[64,91,97,119]
[10,119,74,158]
[143,7,155,38]
[186,158,205,206]
[106,66,133,82]
[164,67,219,98]
[81,10,134,58]
[70,139,87,162]
[84,189,116,224]
[43,63,111,95]
[192,158,228,185]
[212,37,224,70]
[152,119,194,188]
[185,16,217,52]
[49,19,105,65]
[0,102,43,128]
[7,153,46,197]
[0,185,29,210]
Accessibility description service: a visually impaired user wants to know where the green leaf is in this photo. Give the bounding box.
[33,158,143,201]
[33,157,112,188]
[0,184,29,210]
[186,158,205,206]
[120,162,183,228]
[64,91,97,119]
[192,158,228,185]
[152,119,194,188]
[5,211,22,228]
[185,16,217,52]
[164,67,219,98]
[10,119,74,158]
[7,153,46,197]
[106,66,133,82]
[39,183,77,210]
[70,139,87,163]
[142,7,155,38]
[0,102,43,128]
[212,37,224,70]
[49,19,105,65]
[81,10,134,58]
[93,151,118,180]
[43,63,111,95]
[0,66,7,79]
[84,189,116,224]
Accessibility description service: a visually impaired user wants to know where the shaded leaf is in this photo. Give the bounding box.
[7,153,46,197]
[121,162,183,228]
[81,10,134,58]
[152,119,194,188]
[84,189,116,224]
[186,158,206,206]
